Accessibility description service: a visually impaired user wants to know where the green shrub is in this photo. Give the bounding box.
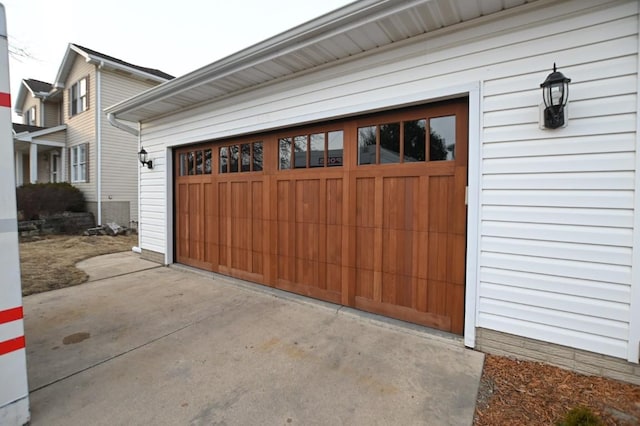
[557,407,604,426]
[17,183,86,220]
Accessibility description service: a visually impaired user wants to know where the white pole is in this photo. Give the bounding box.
[0,3,31,425]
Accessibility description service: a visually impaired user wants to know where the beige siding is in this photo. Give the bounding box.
[43,102,61,127]
[100,69,160,224]
[64,57,96,201]
[19,96,39,126]
[138,0,639,360]
[33,129,65,144]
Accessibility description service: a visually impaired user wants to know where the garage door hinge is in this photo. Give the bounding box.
[465,186,468,205]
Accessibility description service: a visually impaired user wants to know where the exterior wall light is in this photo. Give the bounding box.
[138,147,153,169]
[540,63,571,129]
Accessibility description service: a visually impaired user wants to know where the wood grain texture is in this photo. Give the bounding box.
[174,99,468,334]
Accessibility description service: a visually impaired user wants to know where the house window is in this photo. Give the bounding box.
[70,77,88,116]
[24,106,36,126]
[71,144,87,182]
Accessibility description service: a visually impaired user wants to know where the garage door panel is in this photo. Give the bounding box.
[355,178,375,227]
[428,176,451,233]
[428,232,449,282]
[175,98,467,335]
[447,283,465,334]
[355,228,375,270]
[295,180,320,224]
[326,179,343,225]
[326,224,342,264]
[356,269,374,300]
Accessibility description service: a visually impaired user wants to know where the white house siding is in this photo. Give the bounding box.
[100,70,158,224]
[137,0,638,360]
[64,56,96,201]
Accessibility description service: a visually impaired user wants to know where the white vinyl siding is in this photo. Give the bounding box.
[135,0,638,359]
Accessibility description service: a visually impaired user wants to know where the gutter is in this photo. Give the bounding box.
[107,112,139,136]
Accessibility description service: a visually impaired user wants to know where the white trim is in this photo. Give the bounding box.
[50,152,60,183]
[627,12,640,364]
[60,147,67,183]
[14,152,23,187]
[137,123,142,249]
[29,143,37,184]
[165,146,174,265]
[464,81,482,348]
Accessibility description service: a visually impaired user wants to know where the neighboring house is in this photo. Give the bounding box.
[13,44,173,226]
[106,0,640,385]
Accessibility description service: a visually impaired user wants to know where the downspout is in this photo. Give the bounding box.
[96,62,103,225]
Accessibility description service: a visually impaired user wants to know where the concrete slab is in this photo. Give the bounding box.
[24,260,484,425]
[75,251,160,281]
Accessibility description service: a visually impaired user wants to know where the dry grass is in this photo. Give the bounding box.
[19,234,138,296]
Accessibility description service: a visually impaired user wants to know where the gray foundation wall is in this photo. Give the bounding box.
[475,328,640,386]
[86,201,131,227]
[141,249,165,265]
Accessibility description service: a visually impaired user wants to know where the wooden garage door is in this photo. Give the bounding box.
[174,98,468,334]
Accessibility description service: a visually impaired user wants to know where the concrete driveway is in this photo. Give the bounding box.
[24,252,484,425]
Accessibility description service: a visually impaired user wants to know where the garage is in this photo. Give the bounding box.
[174,99,468,334]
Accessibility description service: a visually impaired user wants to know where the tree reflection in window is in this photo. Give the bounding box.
[280,137,292,170]
[380,122,400,164]
[429,116,456,161]
[358,126,376,165]
[404,119,426,162]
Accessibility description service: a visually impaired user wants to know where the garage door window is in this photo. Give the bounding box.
[219,141,263,173]
[179,149,212,176]
[279,130,343,170]
[358,116,455,165]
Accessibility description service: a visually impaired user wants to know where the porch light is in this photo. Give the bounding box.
[540,63,571,129]
[138,147,153,169]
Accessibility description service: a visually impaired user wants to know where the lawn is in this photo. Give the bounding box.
[19,234,137,296]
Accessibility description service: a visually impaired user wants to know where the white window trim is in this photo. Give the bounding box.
[25,106,36,126]
[71,144,87,183]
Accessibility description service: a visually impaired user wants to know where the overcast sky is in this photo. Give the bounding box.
[2,0,353,120]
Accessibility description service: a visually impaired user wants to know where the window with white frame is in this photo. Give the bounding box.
[24,106,36,125]
[71,144,87,182]
[69,77,88,116]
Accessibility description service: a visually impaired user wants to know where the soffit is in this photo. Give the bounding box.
[107,0,538,122]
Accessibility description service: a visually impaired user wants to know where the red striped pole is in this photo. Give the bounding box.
[0,3,31,424]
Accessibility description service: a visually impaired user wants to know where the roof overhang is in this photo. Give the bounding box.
[54,44,170,89]
[14,80,49,114]
[106,0,539,123]
[13,124,67,142]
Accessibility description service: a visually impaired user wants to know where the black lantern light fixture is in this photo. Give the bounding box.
[540,63,571,129]
[138,147,153,169]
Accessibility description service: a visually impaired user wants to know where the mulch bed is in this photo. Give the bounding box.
[474,355,640,425]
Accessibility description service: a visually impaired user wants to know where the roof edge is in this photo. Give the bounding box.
[106,0,412,116]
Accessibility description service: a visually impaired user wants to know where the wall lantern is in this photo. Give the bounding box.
[138,147,153,169]
[540,63,571,129]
